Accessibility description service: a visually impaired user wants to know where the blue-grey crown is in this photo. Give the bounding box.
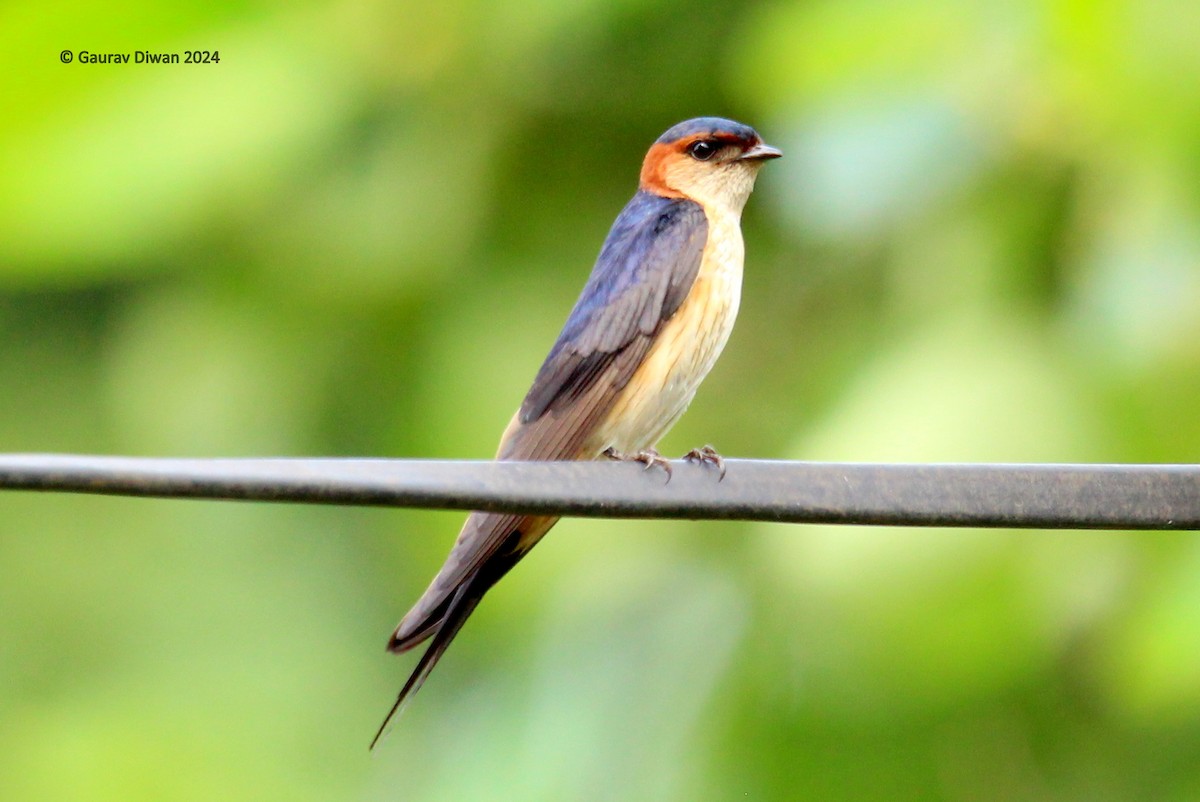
[655,117,760,146]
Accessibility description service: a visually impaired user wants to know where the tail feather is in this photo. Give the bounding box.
[370,578,487,750]
[372,522,547,748]
[387,600,448,654]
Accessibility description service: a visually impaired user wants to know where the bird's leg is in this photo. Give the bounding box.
[683,444,726,481]
[604,446,673,479]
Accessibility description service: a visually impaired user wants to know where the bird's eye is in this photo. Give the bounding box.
[687,140,718,161]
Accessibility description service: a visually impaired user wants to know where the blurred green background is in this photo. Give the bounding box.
[2,0,1199,799]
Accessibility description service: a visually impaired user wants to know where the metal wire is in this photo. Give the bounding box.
[0,453,1197,529]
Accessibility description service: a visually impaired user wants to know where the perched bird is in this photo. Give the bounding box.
[372,117,780,746]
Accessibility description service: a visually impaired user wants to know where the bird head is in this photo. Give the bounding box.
[639,117,781,214]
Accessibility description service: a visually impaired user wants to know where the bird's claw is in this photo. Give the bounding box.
[684,444,726,481]
[604,446,673,480]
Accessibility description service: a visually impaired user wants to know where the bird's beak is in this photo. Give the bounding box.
[740,142,783,161]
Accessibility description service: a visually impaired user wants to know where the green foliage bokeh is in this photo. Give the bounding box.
[2,0,1199,799]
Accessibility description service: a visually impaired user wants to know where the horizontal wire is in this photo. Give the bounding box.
[0,454,1197,529]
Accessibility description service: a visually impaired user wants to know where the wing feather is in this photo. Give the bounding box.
[518,192,707,427]
[388,192,708,651]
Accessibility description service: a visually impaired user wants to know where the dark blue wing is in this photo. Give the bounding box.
[380,193,708,674]
[518,191,708,426]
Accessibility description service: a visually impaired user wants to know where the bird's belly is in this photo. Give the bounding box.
[592,220,744,455]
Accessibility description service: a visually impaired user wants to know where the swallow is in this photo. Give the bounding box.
[372,117,780,747]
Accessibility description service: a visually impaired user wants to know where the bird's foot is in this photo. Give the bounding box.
[683,444,726,481]
[604,446,673,480]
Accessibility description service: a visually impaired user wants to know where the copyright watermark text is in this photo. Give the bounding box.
[60,50,220,65]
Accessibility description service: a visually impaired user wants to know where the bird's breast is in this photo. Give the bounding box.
[594,207,745,454]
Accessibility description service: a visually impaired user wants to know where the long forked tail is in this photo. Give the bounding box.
[369,574,489,750]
